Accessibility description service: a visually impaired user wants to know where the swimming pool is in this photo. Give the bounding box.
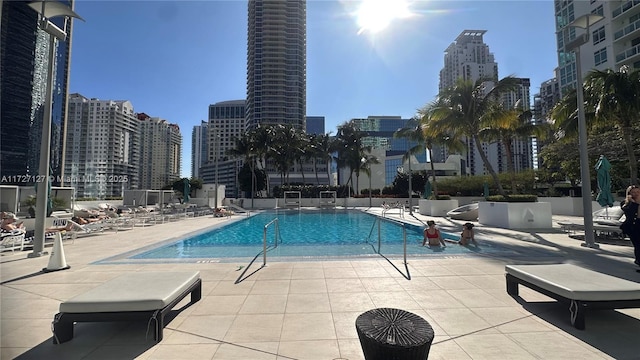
[123,209,523,262]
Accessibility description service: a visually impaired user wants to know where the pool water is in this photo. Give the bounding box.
[128,209,520,261]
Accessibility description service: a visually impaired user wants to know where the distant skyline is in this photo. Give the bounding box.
[69,0,558,178]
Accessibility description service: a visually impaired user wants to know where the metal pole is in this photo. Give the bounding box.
[29,33,56,258]
[263,225,267,266]
[369,172,372,207]
[408,158,413,215]
[214,128,218,209]
[575,45,597,248]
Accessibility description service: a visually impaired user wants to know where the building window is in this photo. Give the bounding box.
[592,26,605,45]
[591,5,603,16]
[594,47,607,66]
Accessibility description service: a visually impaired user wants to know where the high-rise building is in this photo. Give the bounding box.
[64,94,140,198]
[246,0,306,130]
[200,100,246,198]
[438,30,502,176]
[138,114,182,190]
[533,73,561,168]
[305,116,325,135]
[191,120,208,179]
[439,30,498,92]
[501,78,533,173]
[1,0,74,185]
[554,0,640,96]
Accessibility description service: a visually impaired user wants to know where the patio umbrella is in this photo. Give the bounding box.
[483,182,490,198]
[183,178,191,203]
[423,180,432,199]
[595,155,614,208]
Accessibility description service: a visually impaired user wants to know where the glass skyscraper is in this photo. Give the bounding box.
[0,0,74,185]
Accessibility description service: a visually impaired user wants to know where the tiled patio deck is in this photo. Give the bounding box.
[2,210,639,359]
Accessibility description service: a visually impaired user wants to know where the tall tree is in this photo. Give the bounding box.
[584,66,640,185]
[430,76,520,197]
[482,100,551,193]
[334,120,369,196]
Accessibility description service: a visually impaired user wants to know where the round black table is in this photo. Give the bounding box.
[356,308,434,360]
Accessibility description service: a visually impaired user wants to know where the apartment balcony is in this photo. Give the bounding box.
[614,18,640,41]
[615,42,640,63]
[612,0,640,19]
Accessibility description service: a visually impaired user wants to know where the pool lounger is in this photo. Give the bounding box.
[52,271,202,344]
[505,264,640,329]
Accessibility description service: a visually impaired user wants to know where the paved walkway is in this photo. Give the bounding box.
[1,210,639,359]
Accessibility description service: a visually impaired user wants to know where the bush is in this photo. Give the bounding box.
[485,194,538,202]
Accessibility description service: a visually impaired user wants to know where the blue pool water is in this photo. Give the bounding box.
[126,209,522,261]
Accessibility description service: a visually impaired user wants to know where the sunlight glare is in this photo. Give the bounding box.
[356,0,414,35]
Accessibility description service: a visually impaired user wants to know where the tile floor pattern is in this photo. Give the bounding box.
[1,211,640,359]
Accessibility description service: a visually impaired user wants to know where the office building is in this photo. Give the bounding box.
[64,94,140,198]
[191,120,208,179]
[305,116,325,135]
[1,0,74,185]
[200,100,246,198]
[138,114,182,190]
[349,116,428,185]
[246,0,306,130]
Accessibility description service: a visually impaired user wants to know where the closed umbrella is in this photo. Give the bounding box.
[595,155,614,209]
[483,182,490,198]
[183,178,191,203]
[423,180,432,199]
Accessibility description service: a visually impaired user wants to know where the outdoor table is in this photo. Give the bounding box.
[356,308,434,360]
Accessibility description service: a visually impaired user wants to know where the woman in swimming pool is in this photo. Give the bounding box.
[423,220,446,247]
[460,222,477,246]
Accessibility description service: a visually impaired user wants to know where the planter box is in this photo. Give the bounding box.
[537,197,605,216]
[419,199,459,217]
[479,202,552,229]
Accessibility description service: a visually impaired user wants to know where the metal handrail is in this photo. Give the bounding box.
[263,218,280,266]
[367,216,407,266]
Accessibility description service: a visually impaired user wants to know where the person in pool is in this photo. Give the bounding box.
[423,220,446,247]
[459,222,477,246]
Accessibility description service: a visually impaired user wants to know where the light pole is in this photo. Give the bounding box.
[565,14,603,249]
[214,127,219,209]
[27,1,83,258]
[407,156,413,215]
[361,156,372,207]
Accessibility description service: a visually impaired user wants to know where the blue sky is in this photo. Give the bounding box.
[69,0,558,178]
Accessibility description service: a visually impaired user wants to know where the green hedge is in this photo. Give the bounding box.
[485,195,538,202]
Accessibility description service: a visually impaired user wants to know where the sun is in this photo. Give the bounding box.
[355,0,414,35]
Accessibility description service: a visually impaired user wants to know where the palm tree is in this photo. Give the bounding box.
[414,105,465,198]
[317,133,335,187]
[584,66,640,185]
[430,76,520,197]
[360,153,380,199]
[334,120,369,196]
[482,100,551,193]
[393,119,426,198]
[226,133,257,198]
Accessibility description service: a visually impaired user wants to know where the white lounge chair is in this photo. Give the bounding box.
[52,218,105,238]
[1,231,25,253]
[506,264,640,329]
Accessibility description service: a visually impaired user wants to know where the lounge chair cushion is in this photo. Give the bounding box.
[505,264,640,301]
[60,271,200,313]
